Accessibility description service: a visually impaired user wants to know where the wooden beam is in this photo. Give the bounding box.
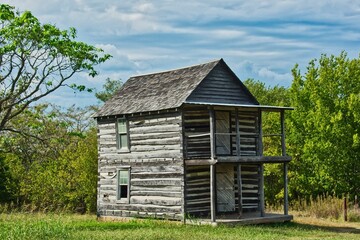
[185,159,217,166]
[258,109,263,156]
[280,110,286,156]
[284,162,289,215]
[209,107,215,160]
[210,164,216,223]
[281,110,289,216]
[235,108,240,156]
[237,164,242,216]
[216,156,291,163]
[259,164,265,217]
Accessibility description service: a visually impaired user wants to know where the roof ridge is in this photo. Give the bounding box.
[130,58,222,78]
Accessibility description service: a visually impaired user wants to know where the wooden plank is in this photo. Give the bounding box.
[210,164,216,223]
[209,107,215,160]
[237,164,242,216]
[185,159,217,165]
[259,164,265,217]
[284,162,289,215]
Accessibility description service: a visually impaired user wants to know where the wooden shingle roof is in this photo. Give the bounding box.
[95,59,259,117]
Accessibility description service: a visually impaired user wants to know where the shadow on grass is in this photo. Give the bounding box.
[259,221,360,234]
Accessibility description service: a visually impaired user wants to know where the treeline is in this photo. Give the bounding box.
[246,52,360,204]
[0,105,98,213]
[1,53,359,212]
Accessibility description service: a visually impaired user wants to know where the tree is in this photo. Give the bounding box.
[0,104,98,211]
[0,4,110,132]
[95,78,122,102]
[288,52,360,198]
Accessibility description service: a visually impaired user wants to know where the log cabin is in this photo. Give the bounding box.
[94,59,293,225]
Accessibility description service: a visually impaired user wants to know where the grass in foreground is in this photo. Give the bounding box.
[0,213,359,240]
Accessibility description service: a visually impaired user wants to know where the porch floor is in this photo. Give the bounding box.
[187,212,293,226]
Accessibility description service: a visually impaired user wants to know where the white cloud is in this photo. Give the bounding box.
[2,0,360,107]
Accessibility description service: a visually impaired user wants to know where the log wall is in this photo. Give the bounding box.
[97,111,184,220]
[185,165,211,216]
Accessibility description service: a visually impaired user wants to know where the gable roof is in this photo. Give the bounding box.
[94,59,259,117]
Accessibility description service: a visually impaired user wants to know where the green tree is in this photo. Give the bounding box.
[0,4,110,132]
[95,78,122,102]
[288,52,360,198]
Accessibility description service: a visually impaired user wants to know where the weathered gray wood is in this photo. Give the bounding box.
[237,164,242,216]
[280,110,286,156]
[258,109,263,156]
[209,108,215,159]
[216,156,291,163]
[284,162,289,215]
[185,159,217,165]
[259,164,265,217]
[210,164,216,222]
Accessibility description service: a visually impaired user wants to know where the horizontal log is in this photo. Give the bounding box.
[131,185,181,191]
[131,166,182,173]
[131,132,180,141]
[132,172,182,179]
[131,137,180,146]
[130,196,181,206]
[131,190,181,198]
[130,124,180,134]
[131,178,181,186]
[185,159,216,165]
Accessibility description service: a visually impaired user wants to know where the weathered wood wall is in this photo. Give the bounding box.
[97,111,184,220]
[183,106,210,159]
[186,63,258,105]
[185,165,211,216]
[183,106,259,159]
[235,164,260,212]
[231,110,259,156]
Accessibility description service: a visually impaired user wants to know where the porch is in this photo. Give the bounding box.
[183,104,292,224]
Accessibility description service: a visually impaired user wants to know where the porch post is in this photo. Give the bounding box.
[209,107,216,223]
[235,108,240,156]
[258,109,265,217]
[237,164,242,216]
[210,164,216,223]
[284,163,289,215]
[259,164,265,217]
[281,110,289,215]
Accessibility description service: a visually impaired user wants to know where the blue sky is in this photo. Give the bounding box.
[3,0,360,108]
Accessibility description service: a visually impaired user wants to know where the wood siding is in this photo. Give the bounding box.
[183,106,259,159]
[186,63,258,105]
[183,106,211,159]
[231,110,259,156]
[185,165,211,216]
[237,164,260,212]
[97,111,184,220]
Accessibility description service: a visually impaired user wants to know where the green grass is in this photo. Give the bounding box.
[0,213,359,240]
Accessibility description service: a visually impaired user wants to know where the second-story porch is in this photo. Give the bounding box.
[182,103,292,164]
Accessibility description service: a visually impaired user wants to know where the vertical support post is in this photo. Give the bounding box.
[258,109,263,156]
[235,108,240,157]
[281,110,289,215]
[209,107,216,223]
[284,163,289,215]
[209,107,215,160]
[237,164,242,216]
[210,164,216,223]
[258,109,265,217]
[259,164,265,217]
[280,110,286,156]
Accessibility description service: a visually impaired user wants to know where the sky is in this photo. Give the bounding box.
[3,0,360,108]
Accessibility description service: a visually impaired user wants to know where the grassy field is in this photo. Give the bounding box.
[0,213,359,240]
